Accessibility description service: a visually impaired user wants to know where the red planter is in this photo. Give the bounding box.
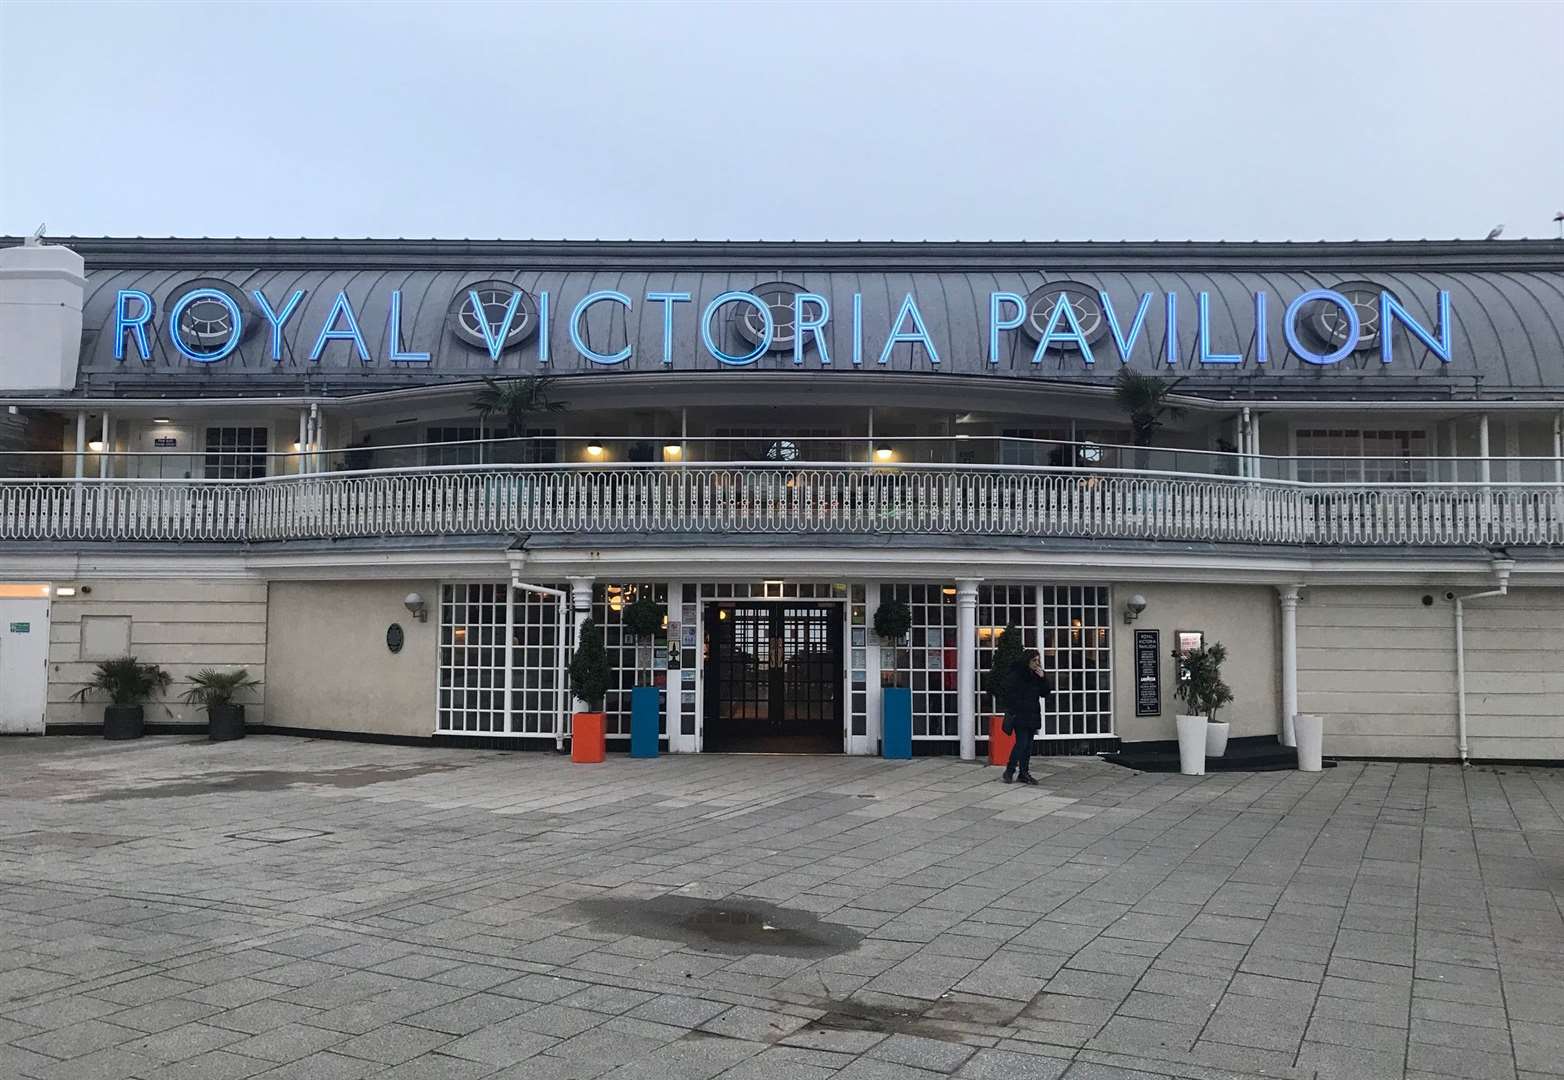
[988,714,1014,766]
[571,712,606,763]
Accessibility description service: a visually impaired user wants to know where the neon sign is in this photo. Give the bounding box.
[111,285,1454,369]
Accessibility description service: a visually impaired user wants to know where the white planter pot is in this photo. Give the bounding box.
[1175,715,1207,776]
[1294,713,1323,772]
[1205,721,1231,758]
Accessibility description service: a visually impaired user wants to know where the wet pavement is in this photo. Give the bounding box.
[2,734,1562,1079]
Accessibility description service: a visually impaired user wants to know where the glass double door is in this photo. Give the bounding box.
[704,602,842,752]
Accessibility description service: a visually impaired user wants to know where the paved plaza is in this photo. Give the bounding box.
[1,737,1562,1080]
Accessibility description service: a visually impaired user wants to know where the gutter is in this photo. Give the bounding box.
[1453,554,1516,764]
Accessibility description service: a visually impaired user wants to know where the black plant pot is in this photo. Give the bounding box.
[208,703,246,742]
[103,704,144,740]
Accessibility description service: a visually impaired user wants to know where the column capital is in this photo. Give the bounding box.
[1276,583,1303,604]
[954,577,981,599]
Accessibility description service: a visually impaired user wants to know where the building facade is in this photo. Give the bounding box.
[1,236,1561,760]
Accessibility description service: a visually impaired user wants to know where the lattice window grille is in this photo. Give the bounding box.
[1039,585,1113,738]
[592,583,669,738]
[976,585,1038,723]
[439,582,565,737]
[879,584,958,739]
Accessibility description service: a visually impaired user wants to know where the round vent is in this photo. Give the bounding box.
[1306,281,1391,353]
[449,281,539,351]
[733,282,806,353]
[1020,282,1108,350]
[166,279,254,353]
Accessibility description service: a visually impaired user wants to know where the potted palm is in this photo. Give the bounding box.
[1173,642,1233,775]
[984,625,1025,765]
[622,594,663,758]
[471,374,567,463]
[181,668,259,742]
[873,599,913,758]
[73,656,170,740]
[568,617,612,763]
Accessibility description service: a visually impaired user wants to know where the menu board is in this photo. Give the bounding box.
[1134,629,1161,717]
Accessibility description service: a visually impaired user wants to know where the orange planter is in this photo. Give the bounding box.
[988,714,1014,767]
[571,712,606,763]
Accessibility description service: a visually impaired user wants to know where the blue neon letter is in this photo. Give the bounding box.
[851,293,863,366]
[988,292,1025,363]
[168,288,243,363]
[1380,290,1452,365]
[793,293,831,366]
[113,289,155,361]
[1165,292,1179,366]
[645,291,691,366]
[879,293,939,366]
[701,291,771,366]
[251,289,304,362]
[1197,292,1241,365]
[468,289,522,362]
[1100,291,1151,363]
[387,290,430,364]
[1284,289,1358,366]
[1254,290,1269,364]
[310,291,370,362]
[569,290,633,365]
[1029,294,1094,366]
[537,291,549,363]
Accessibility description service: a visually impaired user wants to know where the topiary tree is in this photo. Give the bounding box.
[872,598,912,642]
[984,625,1026,713]
[568,618,612,713]
[1174,641,1233,721]
[622,595,663,640]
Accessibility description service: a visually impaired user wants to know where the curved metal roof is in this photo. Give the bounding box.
[27,238,1564,400]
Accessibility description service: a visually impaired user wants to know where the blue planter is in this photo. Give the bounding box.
[630,685,661,758]
[882,686,912,759]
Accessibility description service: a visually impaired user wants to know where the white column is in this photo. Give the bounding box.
[297,410,309,476]
[1479,413,1492,539]
[1250,411,1262,479]
[567,576,595,713]
[1277,585,1302,747]
[98,411,110,478]
[955,577,981,761]
[74,410,86,479]
[664,580,687,751]
[865,582,882,752]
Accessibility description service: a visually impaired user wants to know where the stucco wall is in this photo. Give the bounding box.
[47,579,267,727]
[1112,583,1278,743]
[1299,586,1564,760]
[264,580,439,738]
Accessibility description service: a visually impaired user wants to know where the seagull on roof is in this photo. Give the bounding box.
[1485,225,1504,240]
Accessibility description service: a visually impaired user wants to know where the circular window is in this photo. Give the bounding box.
[1307,281,1391,352]
[765,439,800,462]
[449,281,539,351]
[166,279,254,353]
[734,282,806,353]
[1021,282,1108,350]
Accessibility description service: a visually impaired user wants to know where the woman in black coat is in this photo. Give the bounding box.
[1003,650,1054,785]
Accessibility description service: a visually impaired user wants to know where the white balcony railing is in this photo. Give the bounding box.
[1,463,1561,547]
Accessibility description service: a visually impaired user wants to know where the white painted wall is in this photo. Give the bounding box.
[1112,583,1279,744]
[47,579,268,727]
[0,241,84,391]
[265,580,439,738]
[1298,586,1564,760]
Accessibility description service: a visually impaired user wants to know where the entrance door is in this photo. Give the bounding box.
[704,602,842,752]
[0,597,49,734]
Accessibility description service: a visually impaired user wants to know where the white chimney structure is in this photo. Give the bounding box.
[0,236,86,391]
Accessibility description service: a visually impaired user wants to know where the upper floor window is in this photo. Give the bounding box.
[1295,428,1430,483]
[204,427,268,480]
[426,426,481,467]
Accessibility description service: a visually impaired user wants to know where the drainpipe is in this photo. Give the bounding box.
[309,402,321,474]
[1453,555,1515,765]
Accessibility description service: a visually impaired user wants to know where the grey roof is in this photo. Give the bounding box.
[14,237,1564,400]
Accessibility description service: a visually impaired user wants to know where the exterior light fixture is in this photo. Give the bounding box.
[585,443,605,457]
[88,440,104,452]
[662,444,682,458]
[152,417,172,425]
[54,586,77,597]
[942,586,957,596]
[874,445,894,461]
[403,592,428,622]
[1122,593,1148,624]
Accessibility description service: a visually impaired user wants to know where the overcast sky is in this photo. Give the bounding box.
[2,0,1560,242]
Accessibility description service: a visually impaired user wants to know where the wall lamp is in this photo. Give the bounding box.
[403,592,428,622]
[874,445,895,462]
[1122,594,1148,624]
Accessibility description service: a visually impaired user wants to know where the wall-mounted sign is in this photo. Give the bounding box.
[153,437,178,448]
[1134,629,1161,717]
[386,623,404,654]
[108,283,1454,371]
[8,622,30,633]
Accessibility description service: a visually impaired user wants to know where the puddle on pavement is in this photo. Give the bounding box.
[804,994,1023,1039]
[561,894,863,958]
[70,761,471,802]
